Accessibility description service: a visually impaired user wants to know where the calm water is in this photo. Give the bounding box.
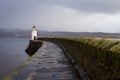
[0,38,30,79]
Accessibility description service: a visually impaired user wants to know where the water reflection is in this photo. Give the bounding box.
[0,38,29,79]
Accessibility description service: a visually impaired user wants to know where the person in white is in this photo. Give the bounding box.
[31,26,37,40]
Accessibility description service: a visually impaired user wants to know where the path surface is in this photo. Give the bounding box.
[9,42,78,80]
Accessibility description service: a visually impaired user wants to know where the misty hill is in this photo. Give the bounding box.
[0,28,120,38]
[0,28,52,38]
[0,28,30,37]
[50,32,120,38]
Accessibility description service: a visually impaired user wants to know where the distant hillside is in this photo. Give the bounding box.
[0,28,31,37]
[0,28,120,38]
[51,32,120,38]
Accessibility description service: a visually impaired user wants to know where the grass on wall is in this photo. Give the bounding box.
[41,37,120,80]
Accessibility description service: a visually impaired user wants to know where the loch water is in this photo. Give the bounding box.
[0,38,29,79]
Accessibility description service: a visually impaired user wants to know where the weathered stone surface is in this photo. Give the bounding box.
[10,42,78,80]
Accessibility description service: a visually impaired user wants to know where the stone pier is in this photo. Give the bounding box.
[5,42,78,80]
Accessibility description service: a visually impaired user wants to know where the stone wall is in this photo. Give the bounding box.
[41,38,120,80]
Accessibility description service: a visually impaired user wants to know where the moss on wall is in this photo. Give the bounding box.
[41,37,120,80]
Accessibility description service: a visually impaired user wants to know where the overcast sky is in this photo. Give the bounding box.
[0,0,120,32]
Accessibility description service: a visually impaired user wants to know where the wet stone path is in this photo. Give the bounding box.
[10,42,78,80]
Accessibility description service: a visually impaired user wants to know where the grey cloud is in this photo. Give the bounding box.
[1,0,120,15]
[22,0,120,13]
[0,0,120,32]
[45,0,120,13]
[71,0,120,13]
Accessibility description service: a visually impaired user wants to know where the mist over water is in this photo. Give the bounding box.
[0,38,29,79]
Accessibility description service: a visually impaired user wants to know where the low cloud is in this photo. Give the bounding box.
[0,0,120,32]
[38,6,120,32]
